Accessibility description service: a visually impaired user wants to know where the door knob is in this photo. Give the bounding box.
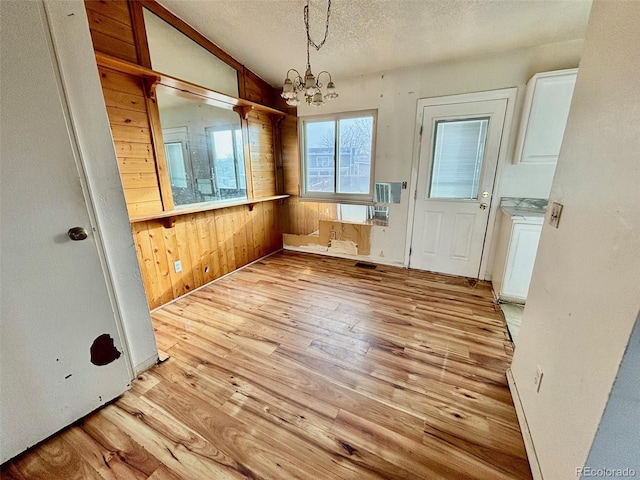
[68,227,88,241]
[479,203,488,210]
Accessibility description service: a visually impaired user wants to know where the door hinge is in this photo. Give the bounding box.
[419,125,423,136]
[414,190,417,200]
[409,247,412,255]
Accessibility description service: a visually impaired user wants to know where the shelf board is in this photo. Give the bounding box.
[95,52,286,118]
[130,195,289,226]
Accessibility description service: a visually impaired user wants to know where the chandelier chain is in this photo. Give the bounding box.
[304,0,332,52]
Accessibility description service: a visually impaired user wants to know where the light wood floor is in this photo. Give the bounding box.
[1,251,532,479]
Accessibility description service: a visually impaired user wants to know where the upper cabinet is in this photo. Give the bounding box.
[514,68,577,164]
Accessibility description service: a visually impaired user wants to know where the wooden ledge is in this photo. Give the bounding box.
[95,53,286,119]
[130,195,289,226]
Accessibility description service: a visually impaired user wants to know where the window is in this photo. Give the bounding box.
[429,118,488,199]
[301,111,376,202]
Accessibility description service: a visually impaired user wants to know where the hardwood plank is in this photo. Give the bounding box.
[89,29,138,62]
[84,0,132,28]
[102,88,147,112]
[3,252,532,480]
[87,10,136,45]
[106,106,150,128]
[80,411,161,478]
[123,186,162,205]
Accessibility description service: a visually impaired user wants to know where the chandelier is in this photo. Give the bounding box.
[281,0,338,107]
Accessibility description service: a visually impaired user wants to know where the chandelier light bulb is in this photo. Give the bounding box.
[281,78,294,99]
[279,0,336,107]
[324,81,338,99]
[311,91,324,106]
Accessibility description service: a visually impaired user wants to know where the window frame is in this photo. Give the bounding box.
[205,124,247,195]
[299,110,377,204]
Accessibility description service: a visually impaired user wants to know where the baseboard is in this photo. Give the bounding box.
[282,245,404,268]
[507,368,543,480]
[133,354,159,376]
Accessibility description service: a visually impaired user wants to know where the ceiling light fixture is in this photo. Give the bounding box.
[281,0,338,107]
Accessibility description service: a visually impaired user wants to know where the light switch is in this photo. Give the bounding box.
[549,202,563,228]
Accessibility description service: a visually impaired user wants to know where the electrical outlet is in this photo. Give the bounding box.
[174,260,182,273]
[549,202,563,228]
[534,365,544,392]
[330,230,337,240]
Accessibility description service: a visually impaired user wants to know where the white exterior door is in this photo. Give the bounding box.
[0,1,130,463]
[409,92,511,278]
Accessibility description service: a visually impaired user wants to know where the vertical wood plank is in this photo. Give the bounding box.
[174,217,195,295]
[214,210,230,276]
[162,221,186,299]
[148,221,173,306]
[132,222,159,308]
[205,210,221,279]
[222,209,237,271]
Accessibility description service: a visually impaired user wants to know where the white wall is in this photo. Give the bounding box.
[298,39,583,267]
[510,1,640,478]
[46,2,158,373]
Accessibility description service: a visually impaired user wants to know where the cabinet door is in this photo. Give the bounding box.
[503,223,542,300]
[515,69,577,164]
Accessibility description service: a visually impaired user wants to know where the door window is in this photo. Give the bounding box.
[429,118,489,199]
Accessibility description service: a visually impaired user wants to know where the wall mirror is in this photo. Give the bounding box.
[156,85,247,207]
[143,8,239,97]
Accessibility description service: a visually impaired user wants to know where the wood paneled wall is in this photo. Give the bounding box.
[283,197,338,235]
[247,111,277,198]
[133,202,282,309]
[243,68,275,108]
[277,106,339,236]
[281,114,300,196]
[85,0,283,308]
[85,0,138,63]
[100,67,164,215]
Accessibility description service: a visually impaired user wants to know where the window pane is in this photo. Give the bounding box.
[337,116,373,194]
[235,129,246,189]
[212,130,237,189]
[429,118,488,199]
[165,142,188,188]
[305,121,335,193]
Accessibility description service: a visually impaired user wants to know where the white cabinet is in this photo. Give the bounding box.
[492,212,543,303]
[514,69,577,164]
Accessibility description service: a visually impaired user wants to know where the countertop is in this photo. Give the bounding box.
[500,197,547,223]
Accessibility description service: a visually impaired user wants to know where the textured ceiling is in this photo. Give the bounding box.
[156,0,592,88]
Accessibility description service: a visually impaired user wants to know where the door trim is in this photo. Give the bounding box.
[404,88,517,280]
[45,1,158,375]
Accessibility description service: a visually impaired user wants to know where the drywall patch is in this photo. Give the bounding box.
[90,334,121,366]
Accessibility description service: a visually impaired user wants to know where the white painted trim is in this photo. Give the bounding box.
[134,355,160,376]
[404,88,517,279]
[298,109,378,203]
[43,2,134,378]
[44,1,157,376]
[507,368,543,480]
